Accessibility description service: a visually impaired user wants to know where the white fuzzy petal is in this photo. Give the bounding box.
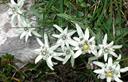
[73,37,80,42]
[108,57,113,66]
[107,41,114,47]
[68,30,76,36]
[47,56,53,66]
[17,15,23,27]
[34,49,41,54]
[36,38,44,46]
[25,34,29,42]
[115,64,120,71]
[99,74,105,79]
[73,46,80,50]
[109,51,118,57]
[11,0,16,5]
[103,34,107,45]
[32,31,41,37]
[116,54,121,61]
[18,0,25,8]
[120,67,128,73]
[71,57,75,67]
[11,14,17,27]
[52,34,60,38]
[89,36,95,42]
[75,23,84,38]
[104,53,108,62]
[44,33,49,48]
[68,39,78,46]
[63,27,68,34]
[94,69,104,74]
[112,45,122,49]
[73,49,82,58]
[114,77,123,82]
[53,24,63,32]
[106,77,112,82]
[50,44,60,51]
[35,54,43,64]
[20,32,26,39]
[63,55,71,64]
[46,56,54,70]
[98,49,103,57]
[65,42,70,48]
[54,56,64,61]
[93,61,104,67]
[84,28,89,40]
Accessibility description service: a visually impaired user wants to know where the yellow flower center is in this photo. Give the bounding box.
[82,43,90,52]
[106,71,113,77]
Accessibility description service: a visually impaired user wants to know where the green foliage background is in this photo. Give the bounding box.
[0,0,128,82]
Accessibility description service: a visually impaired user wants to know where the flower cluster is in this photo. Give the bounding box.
[9,0,41,42]
[8,0,128,82]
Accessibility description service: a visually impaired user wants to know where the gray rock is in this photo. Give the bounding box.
[0,4,40,67]
[0,4,8,14]
[0,37,39,54]
[0,32,40,67]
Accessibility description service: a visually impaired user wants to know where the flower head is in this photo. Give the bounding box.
[20,27,41,42]
[98,34,122,61]
[52,24,76,50]
[19,18,41,42]
[93,56,128,82]
[72,23,97,58]
[9,0,25,14]
[35,34,63,70]
[62,47,75,67]
[9,0,25,27]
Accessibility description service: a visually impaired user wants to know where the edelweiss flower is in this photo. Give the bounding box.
[52,24,76,50]
[20,27,35,42]
[73,23,97,58]
[20,27,41,42]
[62,47,75,67]
[93,56,128,82]
[9,0,25,27]
[98,34,122,61]
[35,34,63,70]
[19,18,40,42]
